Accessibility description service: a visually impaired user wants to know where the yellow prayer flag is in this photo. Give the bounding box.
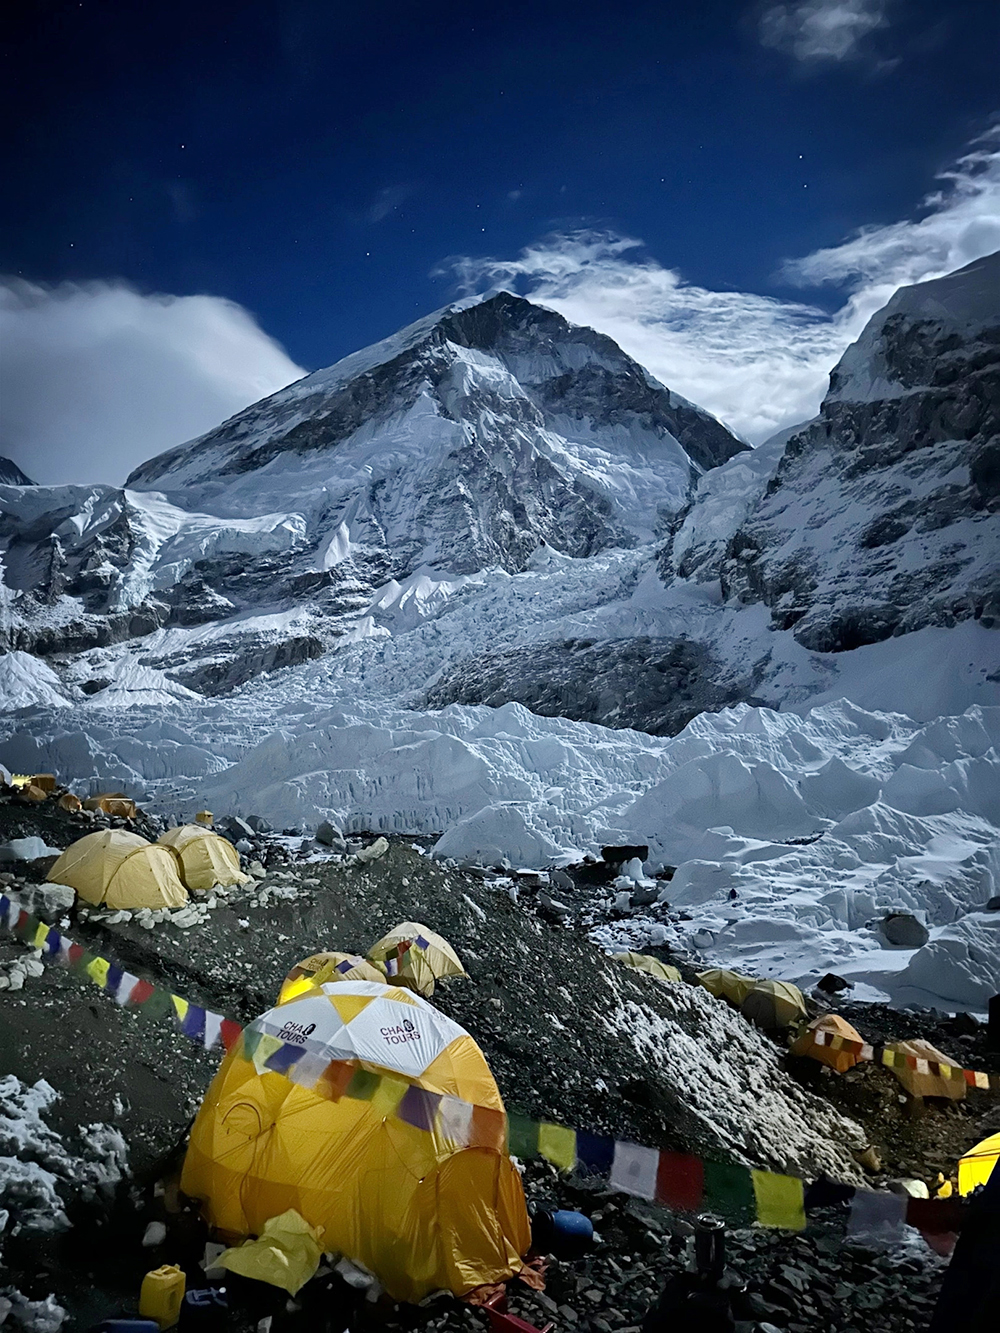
[538,1121,577,1173]
[752,1170,806,1230]
[171,994,189,1021]
[86,956,110,987]
[370,1073,408,1119]
[32,923,50,950]
[251,1033,284,1074]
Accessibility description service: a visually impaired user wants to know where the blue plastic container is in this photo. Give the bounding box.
[92,1322,161,1333]
[532,1208,594,1257]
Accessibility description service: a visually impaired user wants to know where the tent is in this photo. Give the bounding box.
[158,824,251,891]
[791,1013,864,1073]
[740,980,808,1030]
[367,922,467,998]
[886,1038,966,1102]
[696,968,756,1007]
[278,951,386,1004]
[47,829,187,910]
[959,1132,1000,1195]
[181,980,531,1302]
[613,952,682,984]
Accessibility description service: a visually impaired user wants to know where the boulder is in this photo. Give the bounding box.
[246,814,271,833]
[816,973,853,994]
[549,868,575,894]
[355,836,389,864]
[881,912,930,948]
[218,815,254,841]
[985,896,1000,911]
[601,844,649,866]
[316,820,346,848]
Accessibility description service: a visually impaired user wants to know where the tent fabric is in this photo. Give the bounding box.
[217,1209,323,1294]
[613,953,682,984]
[959,1132,1000,1197]
[696,969,756,1006]
[791,1014,865,1073]
[887,1039,967,1102]
[740,980,807,1030]
[367,922,467,998]
[158,824,251,891]
[47,830,188,909]
[181,981,530,1303]
[278,951,386,1004]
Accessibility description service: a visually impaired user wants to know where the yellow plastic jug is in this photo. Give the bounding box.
[139,1265,186,1329]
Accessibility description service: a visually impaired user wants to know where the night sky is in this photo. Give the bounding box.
[3,0,999,483]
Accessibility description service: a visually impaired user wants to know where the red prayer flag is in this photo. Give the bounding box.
[219,1018,243,1051]
[128,978,155,1006]
[656,1151,705,1211]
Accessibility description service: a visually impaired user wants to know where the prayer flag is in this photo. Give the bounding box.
[576,1131,615,1177]
[703,1160,755,1224]
[114,972,140,1005]
[438,1095,475,1146]
[203,1011,223,1050]
[345,1067,380,1100]
[129,979,155,1007]
[656,1152,704,1211]
[181,1005,206,1044]
[507,1113,539,1161]
[538,1122,577,1173]
[171,994,189,1023]
[610,1141,659,1200]
[251,1033,284,1073]
[86,956,111,988]
[752,1170,806,1230]
[264,1041,304,1075]
[220,1018,243,1051]
[848,1189,907,1243]
[32,923,50,950]
[469,1104,506,1152]
[398,1085,441,1132]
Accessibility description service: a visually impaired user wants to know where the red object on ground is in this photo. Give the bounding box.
[481,1291,553,1333]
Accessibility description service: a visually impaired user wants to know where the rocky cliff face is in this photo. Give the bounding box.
[0,457,34,486]
[718,253,1000,651]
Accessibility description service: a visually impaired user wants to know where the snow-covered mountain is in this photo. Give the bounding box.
[0,457,33,486]
[2,260,999,1012]
[0,291,744,689]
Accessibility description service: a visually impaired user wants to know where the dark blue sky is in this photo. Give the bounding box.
[4,0,998,371]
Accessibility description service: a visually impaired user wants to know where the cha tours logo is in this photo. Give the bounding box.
[380,1018,421,1045]
[276,1020,317,1045]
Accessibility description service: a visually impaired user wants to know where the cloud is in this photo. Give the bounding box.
[0,279,305,487]
[758,0,890,63]
[438,128,1000,444]
[368,185,411,223]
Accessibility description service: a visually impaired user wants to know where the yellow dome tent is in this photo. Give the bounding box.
[958,1131,1000,1195]
[158,824,251,891]
[696,968,756,1006]
[740,979,808,1030]
[181,980,531,1302]
[886,1038,966,1102]
[613,952,682,983]
[367,922,467,998]
[47,829,188,910]
[278,951,386,1005]
[791,1013,864,1073]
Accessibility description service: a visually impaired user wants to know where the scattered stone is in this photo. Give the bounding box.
[355,836,389,864]
[817,973,853,994]
[316,820,347,849]
[549,868,575,894]
[246,814,271,833]
[218,815,254,840]
[235,838,252,855]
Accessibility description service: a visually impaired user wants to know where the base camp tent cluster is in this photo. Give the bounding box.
[46,824,251,909]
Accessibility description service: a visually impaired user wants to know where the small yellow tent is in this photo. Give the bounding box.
[614,953,682,984]
[886,1038,966,1102]
[181,981,531,1302]
[47,829,187,910]
[791,1013,864,1073]
[278,951,386,1004]
[696,968,756,1006]
[367,922,467,998]
[740,980,807,1030]
[158,824,251,891]
[958,1132,1000,1195]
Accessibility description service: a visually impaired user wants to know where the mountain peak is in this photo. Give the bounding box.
[0,456,35,486]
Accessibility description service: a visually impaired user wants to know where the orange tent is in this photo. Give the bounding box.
[791,1013,864,1073]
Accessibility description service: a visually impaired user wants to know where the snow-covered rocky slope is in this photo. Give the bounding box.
[1,261,998,1011]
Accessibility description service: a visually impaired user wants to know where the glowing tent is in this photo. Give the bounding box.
[277,951,386,1005]
[790,1013,864,1073]
[696,968,756,1007]
[886,1038,966,1102]
[47,829,188,910]
[958,1132,1000,1195]
[367,922,467,998]
[158,824,251,891]
[740,980,808,1030]
[181,981,531,1302]
[613,952,682,983]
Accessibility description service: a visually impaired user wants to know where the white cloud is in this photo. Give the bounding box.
[759,0,889,63]
[439,128,1000,444]
[0,280,305,487]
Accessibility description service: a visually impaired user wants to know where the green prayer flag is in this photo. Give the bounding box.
[345,1067,380,1100]
[703,1159,755,1224]
[506,1113,540,1160]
